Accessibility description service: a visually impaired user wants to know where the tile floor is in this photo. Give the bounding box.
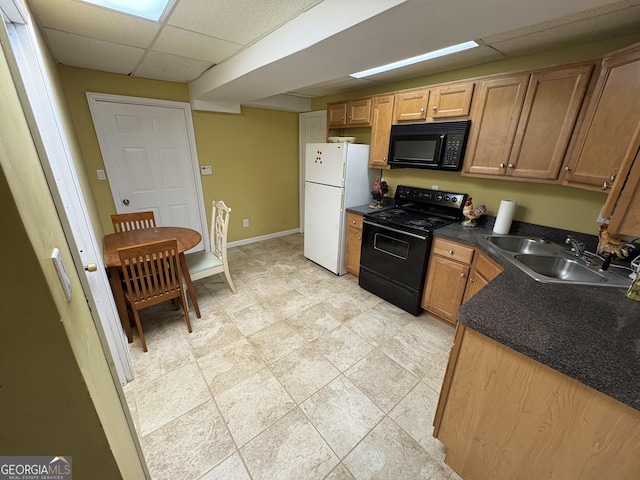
[122,233,462,480]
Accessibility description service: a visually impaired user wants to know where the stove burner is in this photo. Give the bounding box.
[408,219,430,227]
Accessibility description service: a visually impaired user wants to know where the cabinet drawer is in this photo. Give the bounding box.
[432,238,474,264]
[347,212,363,230]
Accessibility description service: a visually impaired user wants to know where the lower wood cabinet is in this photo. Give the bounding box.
[345,212,364,275]
[422,238,502,324]
[434,326,640,480]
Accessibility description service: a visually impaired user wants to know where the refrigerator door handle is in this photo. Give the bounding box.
[340,192,344,212]
[342,162,346,183]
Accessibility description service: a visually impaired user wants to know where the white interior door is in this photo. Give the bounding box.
[1,19,134,383]
[88,94,207,252]
[299,110,326,232]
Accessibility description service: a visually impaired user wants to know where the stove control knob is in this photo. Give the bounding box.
[435,193,443,201]
[444,195,450,201]
[452,197,458,203]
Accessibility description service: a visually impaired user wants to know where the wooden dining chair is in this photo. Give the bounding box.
[185,200,236,293]
[118,239,192,352]
[111,211,156,233]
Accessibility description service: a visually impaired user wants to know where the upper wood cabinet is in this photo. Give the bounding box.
[369,95,395,168]
[393,89,430,123]
[463,64,593,181]
[602,147,640,237]
[327,97,372,128]
[393,82,475,123]
[463,74,530,177]
[429,81,475,120]
[564,45,640,192]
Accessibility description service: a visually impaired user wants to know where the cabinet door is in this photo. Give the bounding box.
[393,89,430,123]
[463,75,529,176]
[422,255,470,324]
[508,65,593,180]
[463,251,503,303]
[348,98,372,126]
[429,82,474,119]
[606,148,640,236]
[327,102,347,127]
[345,213,364,275]
[369,95,395,168]
[564,46,640,191]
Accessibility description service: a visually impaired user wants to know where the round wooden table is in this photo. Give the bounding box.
[103,226,202,343]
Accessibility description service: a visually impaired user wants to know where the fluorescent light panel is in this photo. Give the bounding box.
[350,41,479,78]
[79,0,171,21]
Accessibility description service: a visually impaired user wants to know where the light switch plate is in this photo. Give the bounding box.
[51,248,72,301]
[200,165,213,175]
[96,169,106,180]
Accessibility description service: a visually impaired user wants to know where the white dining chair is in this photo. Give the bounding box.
[185,200,236,293]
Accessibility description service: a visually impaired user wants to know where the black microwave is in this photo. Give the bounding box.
[387,120,471,170]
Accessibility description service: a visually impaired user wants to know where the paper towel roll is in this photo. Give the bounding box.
[493,200,517,234]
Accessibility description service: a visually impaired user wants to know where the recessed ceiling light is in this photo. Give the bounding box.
[350,41,479,78]
[79,0,172,21]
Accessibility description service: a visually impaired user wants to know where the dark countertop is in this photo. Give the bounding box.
[347,197,395,216]
[434,217,640,412]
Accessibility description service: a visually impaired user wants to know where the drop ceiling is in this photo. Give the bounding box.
[21,0,640,112]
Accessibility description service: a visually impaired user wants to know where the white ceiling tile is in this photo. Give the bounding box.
[43,28,144,74]
[27,0,159,47]
[153,26,242,63]
[167,0,321,44]
[134,51,213,83]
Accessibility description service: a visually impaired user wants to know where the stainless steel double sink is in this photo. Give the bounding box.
[481,235,632,288]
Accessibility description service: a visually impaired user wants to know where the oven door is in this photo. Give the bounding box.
[359,220,432,314]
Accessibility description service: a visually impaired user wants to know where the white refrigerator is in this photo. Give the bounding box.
[304,142,374,275]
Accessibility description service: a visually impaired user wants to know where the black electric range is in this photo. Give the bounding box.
[359,185,468,315]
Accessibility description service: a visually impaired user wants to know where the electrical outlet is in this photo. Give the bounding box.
[432,185,438,190]
[96,169,106,180]
[200,165,213,175]
[243,219,249,228]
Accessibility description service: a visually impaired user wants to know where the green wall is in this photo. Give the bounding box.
[57,67,300,242]
[312,34,640,235]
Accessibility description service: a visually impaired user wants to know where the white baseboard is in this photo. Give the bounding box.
[228,228,301,248]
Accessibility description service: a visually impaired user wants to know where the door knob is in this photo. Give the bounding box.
[122,199,130,205]
[85,263,98,272]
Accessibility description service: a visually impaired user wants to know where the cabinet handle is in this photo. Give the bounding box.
[564,166,572,172]
[508,164,515,169]
[460,273,466,278]
[357,236,361,241]
[603,181,612,190]
[420,108,425,112]
[449,250,454,255]
[432,106,437,111]
[499,163,505,168]
[610,174,617,182]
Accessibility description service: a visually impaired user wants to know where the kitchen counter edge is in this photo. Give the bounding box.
[435,220,640,412]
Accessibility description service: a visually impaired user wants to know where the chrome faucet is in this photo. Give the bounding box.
[565,235,585,257]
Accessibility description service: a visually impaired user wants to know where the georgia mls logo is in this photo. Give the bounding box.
[0,456,72,479]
